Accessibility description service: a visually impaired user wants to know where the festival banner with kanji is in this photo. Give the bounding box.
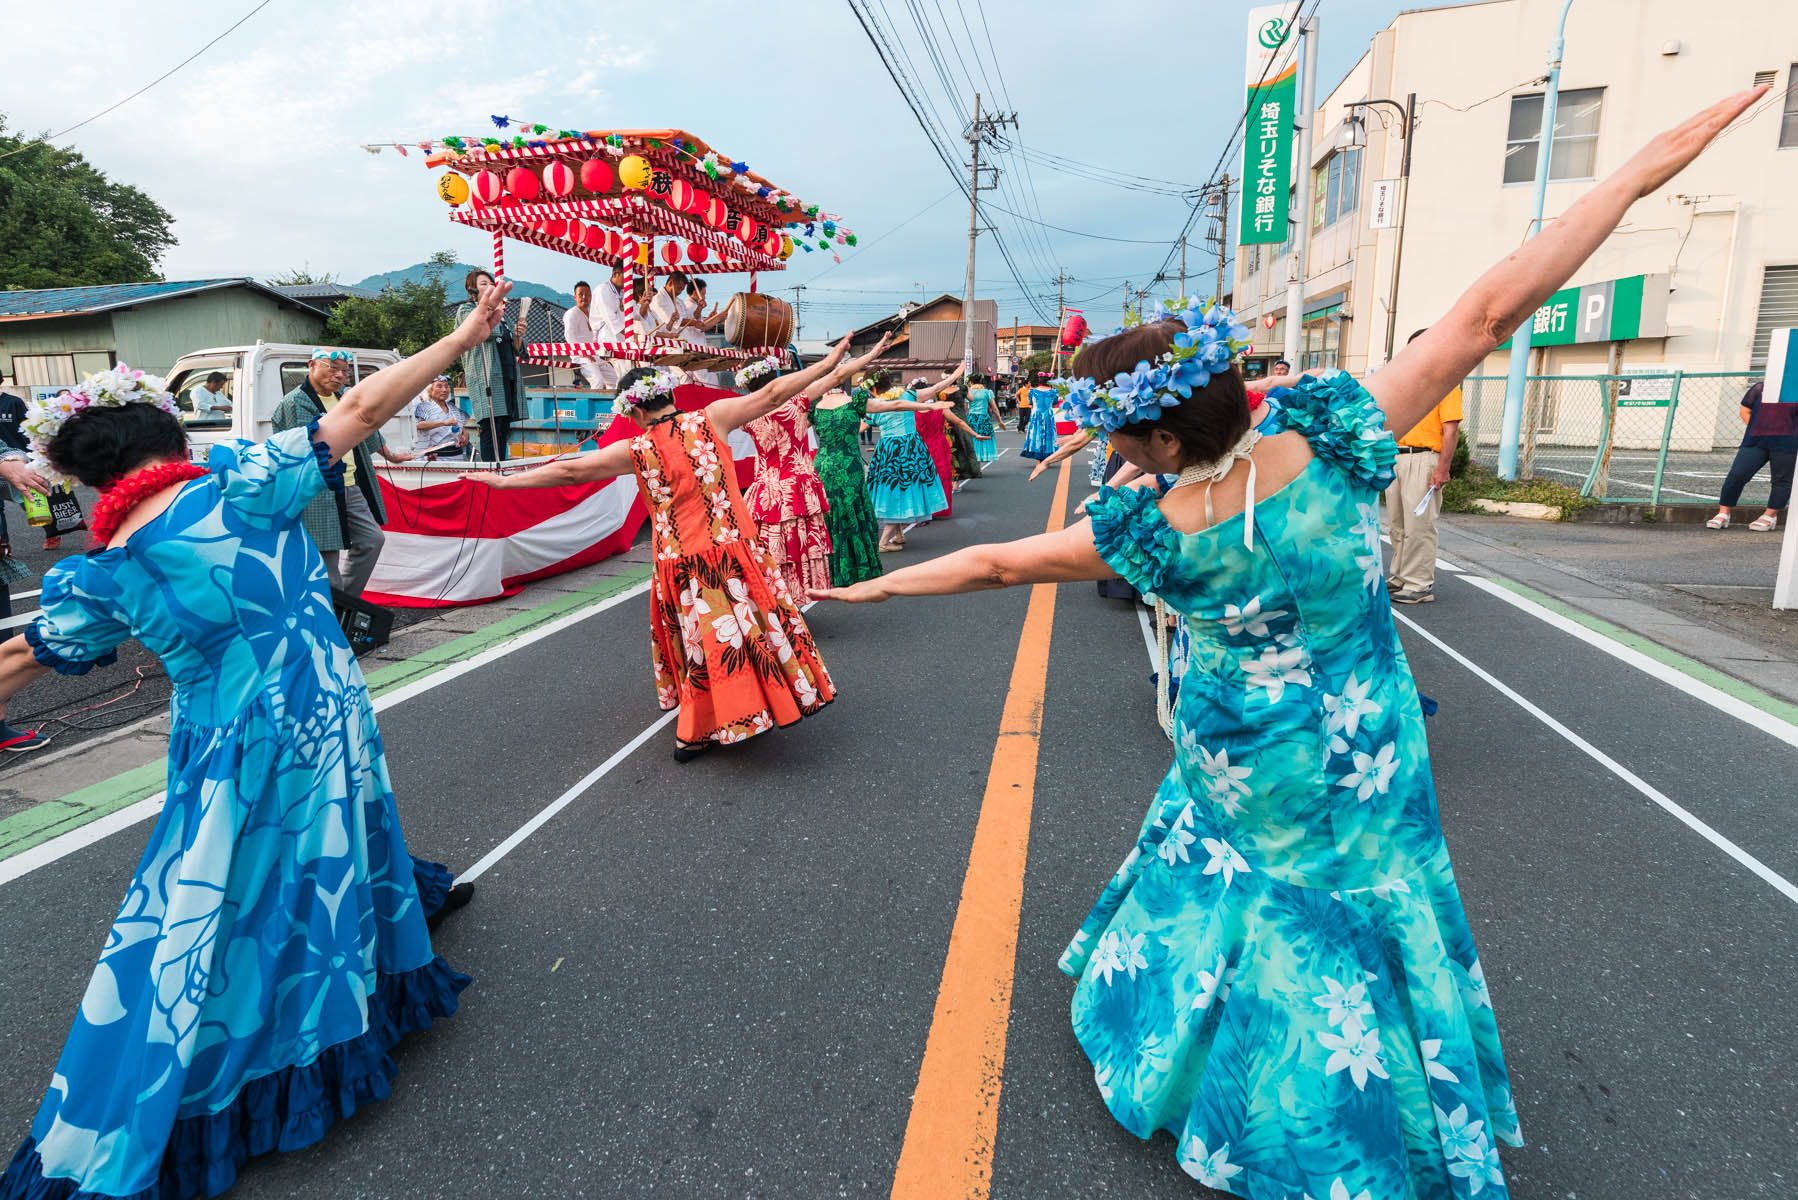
[1240,2,1302,246]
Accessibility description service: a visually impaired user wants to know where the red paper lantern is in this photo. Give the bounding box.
[603,229,623,257]
[660,240,682,266]
[737,214,759,244]
[761,230,782,258]
[543,160,576,197]
[668,180,695,213]
[471,170,503,206]
[689,187,713,216]
[579,156,614,194]
[505,166,541,201]
[703,197,727,228]
[687,241,709,264]
[541,218,567,239]
[582,224,607,251]
[564,219,584,244]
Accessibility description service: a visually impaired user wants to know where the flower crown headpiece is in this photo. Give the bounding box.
[1056,298,1252,433]
[616,370,677,415]
[24,365,180,482]
[734,354,785,391]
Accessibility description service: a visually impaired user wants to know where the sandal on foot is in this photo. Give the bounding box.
[673,739,715,763]
[1750,513,1779,532]
[1705,513,1730,529]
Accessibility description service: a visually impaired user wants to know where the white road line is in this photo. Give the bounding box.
[10,589,40,601]
[1454,575,1798,749]
[1530,464,1716,501]
[0,578,652,887]
[1393,610,1798,908]
[1135,605,1159,668]
[458,710,677,883]
[0,610,41,630]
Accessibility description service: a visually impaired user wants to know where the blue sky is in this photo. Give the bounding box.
[3,0,1452,335]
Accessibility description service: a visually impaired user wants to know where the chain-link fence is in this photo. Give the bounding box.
[1459,372,1766,506]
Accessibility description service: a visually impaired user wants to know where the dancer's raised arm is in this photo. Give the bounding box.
[1369,88,1762,439]
[813,512,1113,603]
[910,362,967,403]
[318,280,510,462]
[707,335,865,435]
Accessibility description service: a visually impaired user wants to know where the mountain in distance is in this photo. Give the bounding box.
[353,262,573,307]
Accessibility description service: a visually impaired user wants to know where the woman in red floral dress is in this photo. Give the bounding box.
[472,334,890,760]
[742,358,833,597]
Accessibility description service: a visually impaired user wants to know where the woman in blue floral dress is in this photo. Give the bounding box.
[812,92,1756,1198]
[1020,379,1060,461]
[0,285,514,1200]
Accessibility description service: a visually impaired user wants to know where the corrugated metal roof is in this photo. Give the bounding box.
[273,282,380,301]
[0,278,329,319]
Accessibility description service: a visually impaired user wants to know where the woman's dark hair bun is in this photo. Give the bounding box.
[44,404,189,489]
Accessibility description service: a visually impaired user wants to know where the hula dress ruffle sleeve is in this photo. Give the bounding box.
[1,424,468,1200]
[1061,375,1520,1200]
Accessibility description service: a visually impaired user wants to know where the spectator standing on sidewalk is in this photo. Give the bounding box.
[1707,379,1795,532]
[1386,328,1462,604]
[272,350,414,598]
[455,269,526,460]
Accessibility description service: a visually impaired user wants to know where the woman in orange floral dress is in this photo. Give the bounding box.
[472,333,889,760]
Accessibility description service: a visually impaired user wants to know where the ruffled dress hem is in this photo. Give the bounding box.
[1,957,470,1200]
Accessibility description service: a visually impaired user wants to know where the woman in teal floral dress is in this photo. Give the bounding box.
[812,92,1755,1198]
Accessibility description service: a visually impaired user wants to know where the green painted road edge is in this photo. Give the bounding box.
[0,566,651,865]
[1487,576,1798,725]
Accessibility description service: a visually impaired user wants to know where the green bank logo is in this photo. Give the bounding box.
[1258,17,1288,48]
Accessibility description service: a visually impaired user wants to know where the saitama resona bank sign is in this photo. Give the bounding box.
[1239,3,1302,247]
[1499,273,1671,349]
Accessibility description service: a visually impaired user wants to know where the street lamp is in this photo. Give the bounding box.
[1334,93,1417,363]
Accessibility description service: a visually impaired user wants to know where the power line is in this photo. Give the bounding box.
[0,0,276,162]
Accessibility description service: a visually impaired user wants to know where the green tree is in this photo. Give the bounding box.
[1019,349,1056,378]
[321,250,455,356]
[266,266,338,286]
[0,117,176,289]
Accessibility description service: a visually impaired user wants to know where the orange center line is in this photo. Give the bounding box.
[890,459,1072,1200]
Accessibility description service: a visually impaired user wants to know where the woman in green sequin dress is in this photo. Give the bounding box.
[813,382,949,585]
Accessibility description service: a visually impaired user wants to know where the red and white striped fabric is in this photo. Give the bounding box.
[362,384,753,608]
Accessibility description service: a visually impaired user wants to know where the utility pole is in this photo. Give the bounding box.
[1052,272,1068,377]
[962,94,1018,373]
[789,284,805,339]
[1215,175,1230,303]
[1282,16,1318,370]
[1179,237,1187,300]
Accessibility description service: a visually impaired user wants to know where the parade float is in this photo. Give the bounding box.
[357,121,856,608]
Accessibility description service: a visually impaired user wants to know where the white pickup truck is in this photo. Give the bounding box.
[163,342,423,456]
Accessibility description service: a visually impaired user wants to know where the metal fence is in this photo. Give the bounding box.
[1458,372,1764,506]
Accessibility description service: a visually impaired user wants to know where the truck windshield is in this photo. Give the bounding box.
[167,359,238,431]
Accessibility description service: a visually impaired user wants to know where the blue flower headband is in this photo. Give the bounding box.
[1056,298,1252,433]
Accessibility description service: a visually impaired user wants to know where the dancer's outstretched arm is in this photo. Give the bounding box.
[1370,88,1762,438]
[1030,428,1094,480]
[866,396,950,414]
[910,362,967,403]
[467,441,633,489]
[318,281,510,462]
[812,518,1114,602]
[707,335,870,436]
[944,410,989,440]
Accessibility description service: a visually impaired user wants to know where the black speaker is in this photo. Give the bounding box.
[330,588,393,653]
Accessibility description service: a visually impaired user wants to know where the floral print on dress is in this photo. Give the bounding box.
[634,408,834,746]
[744,394,833,598]
[1064,374,1519,1200]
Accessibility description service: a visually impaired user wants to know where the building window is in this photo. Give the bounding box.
[1504,87,1604,184]
[9,354,79,387]
[1300,304,1342,371]
[1782,65,1798,149]
[1750,264,1798,369]
[1311,149,1362,230]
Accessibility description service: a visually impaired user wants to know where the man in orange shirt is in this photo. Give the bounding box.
[1386,328,1462,603]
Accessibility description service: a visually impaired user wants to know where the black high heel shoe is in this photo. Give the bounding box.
[673,739,715,763]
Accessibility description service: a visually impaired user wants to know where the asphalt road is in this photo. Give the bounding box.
[0,436,1793,1198]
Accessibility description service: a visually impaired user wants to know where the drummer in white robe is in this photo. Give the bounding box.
[562,280,617,390]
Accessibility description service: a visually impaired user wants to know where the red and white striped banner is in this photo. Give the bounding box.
[452,195,783,272]
[524,340,783,365]
[362,383,752,608]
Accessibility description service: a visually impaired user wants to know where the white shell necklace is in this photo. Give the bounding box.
[1172,427,1264,550]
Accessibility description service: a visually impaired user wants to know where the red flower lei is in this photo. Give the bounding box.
[88,461,210,548]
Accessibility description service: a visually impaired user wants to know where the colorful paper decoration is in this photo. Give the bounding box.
[505,166,541,201]
[543,160,576,197]
[471,170,503,205]
[618,154,651,189]
[579,156,614,194]
[436,173,469,205]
